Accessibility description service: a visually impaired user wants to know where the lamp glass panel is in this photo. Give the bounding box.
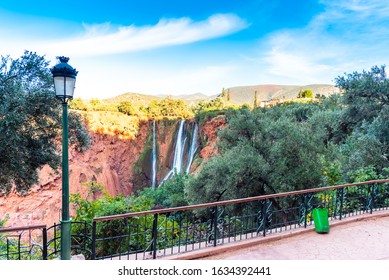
[53,76,65,98]
[65,77,76,98]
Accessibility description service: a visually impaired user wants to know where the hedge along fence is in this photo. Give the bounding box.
[91,179,389,260]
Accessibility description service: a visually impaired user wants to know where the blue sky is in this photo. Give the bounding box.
[1,0,388,99]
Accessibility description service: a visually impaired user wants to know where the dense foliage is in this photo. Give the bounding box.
[186,104,326,203]
[184,66,389,204]
[0,52,90,194]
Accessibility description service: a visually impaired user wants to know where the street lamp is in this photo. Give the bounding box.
[51,56,78,260]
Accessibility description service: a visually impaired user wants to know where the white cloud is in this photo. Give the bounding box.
[259,0,389,84]
[319,0,389,19]
[29,14,248,57]
[264,49,333,84]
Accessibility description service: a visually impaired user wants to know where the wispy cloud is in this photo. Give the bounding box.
[28,14,248,57]
[260,0,389,84]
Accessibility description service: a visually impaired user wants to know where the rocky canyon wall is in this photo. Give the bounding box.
[0,116,226,228]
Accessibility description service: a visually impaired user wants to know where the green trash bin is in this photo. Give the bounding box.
[312,208,330,233]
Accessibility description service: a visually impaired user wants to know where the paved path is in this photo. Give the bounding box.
[198,214,389,260]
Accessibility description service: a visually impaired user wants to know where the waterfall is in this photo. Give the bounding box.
[158,119,199,186]
[151,120,157,189]
[172,119,186,174]
[186,123,198,174]
[159,119,186,185]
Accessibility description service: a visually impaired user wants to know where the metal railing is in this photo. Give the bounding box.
[45,221,93,259]
[1,179,389,260]
[0,221,92,260]
[91,179,389,260]
[0,224,47,260]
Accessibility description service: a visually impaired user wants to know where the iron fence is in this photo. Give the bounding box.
[0,224,47,260]
[0,221,92,260]
[1,179,389,260]
[45,221,92,259]
[91,179,389,260]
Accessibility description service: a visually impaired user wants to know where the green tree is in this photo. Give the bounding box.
[139,173,188,208]
[336,65,389,135]
[305,89,313,98]
[0,51,90,194]
[254,90,258,108]
[69,97,88,111]
[118,101,136,115]
[298,89,313,98]
[90,98,100,107]
[221,88,226,98]
[186,105,324,203]
[147,100,162,117]
[227,89,231,101]
[159,96,187,117]
[147,97,191,118]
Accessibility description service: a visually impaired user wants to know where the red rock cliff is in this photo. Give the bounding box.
[0,117,226,228]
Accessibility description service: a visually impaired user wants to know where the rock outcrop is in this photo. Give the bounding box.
[0,122,150,227]
[0,117,225,228]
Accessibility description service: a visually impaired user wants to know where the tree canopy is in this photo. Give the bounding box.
[186,104,325,203]
[0,51,90,194]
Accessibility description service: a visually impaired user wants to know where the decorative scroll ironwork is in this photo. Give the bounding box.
[257,199,273,236]
[334,187,348,219]
[0,225,46,260]
[298,193,314,227]
[367,184,378,214]
[207,206,225,245]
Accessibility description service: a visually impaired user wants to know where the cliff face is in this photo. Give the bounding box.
[199,115,226,160]
[0,117,226,228]
[0,122,150,227]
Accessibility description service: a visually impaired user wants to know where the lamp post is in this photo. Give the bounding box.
[51,56,78,260]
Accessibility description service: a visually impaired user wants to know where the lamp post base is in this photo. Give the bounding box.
[60,218,72,260]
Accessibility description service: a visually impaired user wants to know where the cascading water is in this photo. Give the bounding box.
[172,119,186,174]
[159,119,186,185]
[186,123,198,174]
[151,120,157,189]
[157,119,199,187]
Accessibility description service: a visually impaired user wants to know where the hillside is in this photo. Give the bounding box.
[103,92,162,107]
[222,84,340,105]
[103,92,214,107]
[102,84,339,108]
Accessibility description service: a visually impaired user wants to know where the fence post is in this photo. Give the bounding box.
[213,206,218,247]
[369,184,377,214]
[339,188,344,220]
[42,227,48,260]
[91,221,96,260]
[151,214,159,259]
[18,234,21,260]
[263,200,267,237]
[303,194,308,228]
[6,238,9,260]
[53,223,57,253]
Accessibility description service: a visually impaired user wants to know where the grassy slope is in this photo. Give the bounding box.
[224,84,340,105]
[102,84,339,107]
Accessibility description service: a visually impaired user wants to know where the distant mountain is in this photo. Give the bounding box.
[174,93,213,101]
[103,84,339,108]
[103,92,214,107]
[222,84,340,105]
[103,92,162,107]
